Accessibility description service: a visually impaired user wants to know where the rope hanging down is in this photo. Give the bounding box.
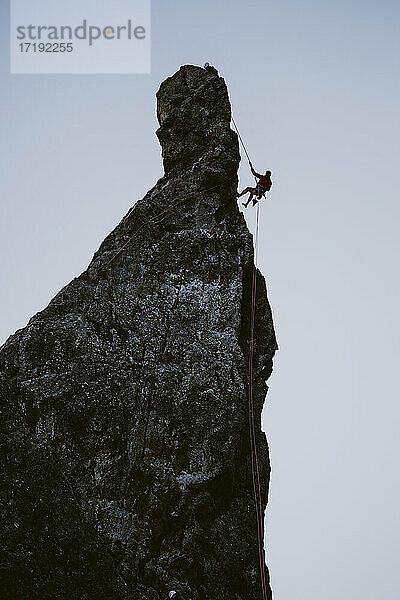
[248,203,269,600]
[233,112,269,598]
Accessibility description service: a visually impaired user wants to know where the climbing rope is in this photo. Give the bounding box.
[248,202,269,600]
[232,112,269,598]
[231,114,258,184]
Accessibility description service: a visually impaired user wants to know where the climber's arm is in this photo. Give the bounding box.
[249,162,262,179]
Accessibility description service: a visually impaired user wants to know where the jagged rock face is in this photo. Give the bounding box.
[0,65,277,600]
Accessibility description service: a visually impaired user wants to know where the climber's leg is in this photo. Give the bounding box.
[237,186,254,198]
[243,191,255,208]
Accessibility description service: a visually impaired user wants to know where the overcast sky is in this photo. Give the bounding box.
[1,1,399,598]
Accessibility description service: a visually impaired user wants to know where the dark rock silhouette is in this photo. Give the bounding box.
[0,65,277,599]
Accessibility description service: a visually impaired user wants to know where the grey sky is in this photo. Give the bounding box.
[1,1,399,598]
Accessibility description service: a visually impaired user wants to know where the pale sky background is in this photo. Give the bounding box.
[1,1,399,599]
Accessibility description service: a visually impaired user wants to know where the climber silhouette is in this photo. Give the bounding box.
[237,162,272,207]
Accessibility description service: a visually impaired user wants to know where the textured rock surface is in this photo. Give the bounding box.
[0,65,277,599]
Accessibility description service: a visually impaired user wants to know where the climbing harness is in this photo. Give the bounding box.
[255,183,267,201]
